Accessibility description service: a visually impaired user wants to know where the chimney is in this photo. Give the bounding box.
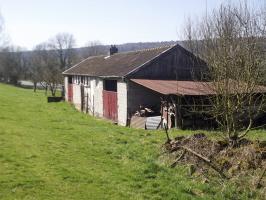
[109,45,118,55]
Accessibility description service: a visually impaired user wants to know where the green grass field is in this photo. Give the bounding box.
[0,83,265,200]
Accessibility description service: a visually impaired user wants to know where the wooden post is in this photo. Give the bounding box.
[92,95,95,116]
[164,98,171,142]
[160,100,164,129]
[86,92,89,114]
[170,96,177,129]
[176,96,183,129]
[166,100,169,130]
[80,84,84,111]
[174,101,178,129]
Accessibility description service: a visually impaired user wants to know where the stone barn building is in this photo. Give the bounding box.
[63,44,207,127]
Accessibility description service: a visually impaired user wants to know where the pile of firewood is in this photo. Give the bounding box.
[134,105,154,117]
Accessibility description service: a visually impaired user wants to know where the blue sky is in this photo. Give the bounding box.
[0,0,263,49]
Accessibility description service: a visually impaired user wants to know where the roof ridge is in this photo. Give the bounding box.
[78,44,177,59]
[63,44,178,77]
[115,44,176,55]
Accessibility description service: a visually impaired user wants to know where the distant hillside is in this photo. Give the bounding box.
[114,41,178,52]
[0,41,184,81]
[76,41,179,59]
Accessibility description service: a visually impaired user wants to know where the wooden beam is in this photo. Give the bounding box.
[176,96,183,129]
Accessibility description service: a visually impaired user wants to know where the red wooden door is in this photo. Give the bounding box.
[68,84,73,102]
[103,90,118,122]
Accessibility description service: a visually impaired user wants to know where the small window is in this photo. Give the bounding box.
[68,76,72,84]
[104,80,117,92]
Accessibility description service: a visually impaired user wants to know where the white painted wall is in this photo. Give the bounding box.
[90,79,95,114]
[68,76,103,117]
[64,76,68,101]
[86,78,97,116]
[65,75,130,126]
[84,86,91,114]
[93,78,103,117]
[73,84,81,110]
[117,80,128,126]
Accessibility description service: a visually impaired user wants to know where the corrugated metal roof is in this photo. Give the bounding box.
[130,79,266,96]
[63,46,174,77]
[130,79,215,95]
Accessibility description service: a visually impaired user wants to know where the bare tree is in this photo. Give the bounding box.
[29,44,48,92]
[29,42,61,96]
[0,13,25,85]
[0,12,9,50]
[0,46,27,85]
[183,1,266,144]
[48,33,76,70]
[45,33,77,96]
[0,12,11,81]
[82,40,105,58]
[43,54,62,97]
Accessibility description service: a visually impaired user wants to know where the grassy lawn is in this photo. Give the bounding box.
[0,83,265,200]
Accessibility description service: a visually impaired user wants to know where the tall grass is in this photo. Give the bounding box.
[0,83,265,199]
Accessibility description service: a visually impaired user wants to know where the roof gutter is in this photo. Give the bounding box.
[62,73,121,79]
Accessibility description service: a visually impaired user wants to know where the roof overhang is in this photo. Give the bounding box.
[130,79,216,96]
[130,79,266,96]
[63,73,121,79]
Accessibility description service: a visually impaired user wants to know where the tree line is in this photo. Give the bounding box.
[182,1,266,143]
[0,20,177,96]
[0,31,82,95]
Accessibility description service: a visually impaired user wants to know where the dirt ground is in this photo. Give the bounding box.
[163,133,266,195]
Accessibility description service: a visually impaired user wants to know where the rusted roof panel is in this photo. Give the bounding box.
[130,79,266,96]
[63,46,173,77]
[130,79,215,95]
